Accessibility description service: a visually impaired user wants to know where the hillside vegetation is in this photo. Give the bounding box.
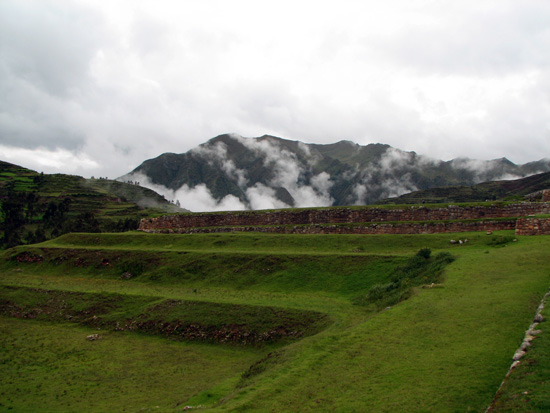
[1,230,549,411]
[0,160,184,248]
[381,171,550,204]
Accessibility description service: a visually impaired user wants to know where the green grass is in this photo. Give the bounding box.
[6,248,399,298]
[38,231,481,255]
[0,317,263,412]
[0,285,329,346]
[201,234,550,411]
[1,231,549,411]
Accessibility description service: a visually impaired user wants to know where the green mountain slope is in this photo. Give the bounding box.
[0,160,185,248]
[380,171,550,204]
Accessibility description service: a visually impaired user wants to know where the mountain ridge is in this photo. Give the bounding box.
[121,133,550,211]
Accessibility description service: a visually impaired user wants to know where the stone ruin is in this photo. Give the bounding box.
[139,200,550,236]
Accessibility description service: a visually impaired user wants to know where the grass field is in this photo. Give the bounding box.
[1,230,549,411]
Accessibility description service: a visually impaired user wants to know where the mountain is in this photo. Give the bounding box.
[122,134,550,211]
[379,171,550,204]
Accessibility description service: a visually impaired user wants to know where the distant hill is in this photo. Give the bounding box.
[0,160,185,247]
[122,134,550,210]
[379,171,550,204]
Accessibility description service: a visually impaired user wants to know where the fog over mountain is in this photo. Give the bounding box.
[120,134,550,212]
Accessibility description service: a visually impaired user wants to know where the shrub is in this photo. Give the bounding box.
[356,250,455,309]
[487,235,515,247]
[416,248,432,259]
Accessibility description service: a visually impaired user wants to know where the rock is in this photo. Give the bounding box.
[534,314,545,323]
[487,231,493,235]
[121,272,133,279]
[510,360,521,370]
[86,334,101,341]
[513,349,526,361]
[450,240,457,244]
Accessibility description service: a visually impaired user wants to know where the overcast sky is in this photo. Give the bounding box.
[1,0,549,179]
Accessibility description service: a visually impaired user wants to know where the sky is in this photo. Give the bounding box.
[1,0,549,179]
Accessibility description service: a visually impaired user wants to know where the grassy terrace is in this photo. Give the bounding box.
[1,231,549,411]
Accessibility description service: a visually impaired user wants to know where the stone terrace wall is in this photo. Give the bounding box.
[516,218,550,235]
[139,202,550,234]
[148,219,517,235]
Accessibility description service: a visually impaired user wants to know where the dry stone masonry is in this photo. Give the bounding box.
[515,217,550,235]
[139,202,550,235]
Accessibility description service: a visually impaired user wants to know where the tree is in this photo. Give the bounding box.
[65,212,100,233]
[1,198,25,247]
[416,248,432,259]
[43,198,71,232]
[25,192,38,223]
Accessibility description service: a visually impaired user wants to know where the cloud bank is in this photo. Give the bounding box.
[1,0,549,180]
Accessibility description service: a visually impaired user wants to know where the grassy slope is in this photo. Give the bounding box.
[1,231,549,411]
[0,318,261,412]
[216,236,550,411]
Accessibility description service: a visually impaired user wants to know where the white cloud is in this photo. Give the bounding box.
[245,184,290,210]
[174,184,246,212]
[0,144,99,174]
[238,137,334,207]
[121,172,247,212]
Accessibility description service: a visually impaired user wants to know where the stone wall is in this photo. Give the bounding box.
[139,202,550,235]
[515,218,550,236]
[145,219,517,235]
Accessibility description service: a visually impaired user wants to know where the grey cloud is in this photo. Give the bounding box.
[0,0,105,96]
[0,67,87,150]
[0,0,106,151]
[130,14,172,57]
[373,2,550,76]
[1,0,549,181]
